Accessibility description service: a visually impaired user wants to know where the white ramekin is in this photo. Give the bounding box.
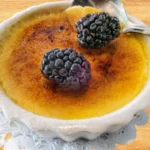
[0,1,150,142]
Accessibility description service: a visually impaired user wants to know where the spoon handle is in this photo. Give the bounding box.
[72,0,93,6]
[123,24,150,35]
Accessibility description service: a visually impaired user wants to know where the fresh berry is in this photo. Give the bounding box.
[41,48,91,90]
[75,12,121,49]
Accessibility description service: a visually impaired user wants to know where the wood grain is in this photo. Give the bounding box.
[0,0,150,150]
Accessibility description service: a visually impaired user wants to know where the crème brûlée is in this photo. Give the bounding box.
[0,6,149,120]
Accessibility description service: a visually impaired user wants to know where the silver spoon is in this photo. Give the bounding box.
[72,0,150,35]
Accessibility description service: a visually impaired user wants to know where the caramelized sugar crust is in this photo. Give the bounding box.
[0,7,148,119]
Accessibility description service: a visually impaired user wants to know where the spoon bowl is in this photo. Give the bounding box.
[72,0,150,35]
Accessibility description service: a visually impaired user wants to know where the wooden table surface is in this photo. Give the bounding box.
[0,0,150,150]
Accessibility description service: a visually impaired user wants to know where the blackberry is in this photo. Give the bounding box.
[75,12,121,49]
[41,48,91,90]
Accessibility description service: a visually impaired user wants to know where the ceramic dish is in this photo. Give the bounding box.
[0,1,150,142]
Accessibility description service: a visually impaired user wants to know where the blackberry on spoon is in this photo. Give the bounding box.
[76,12,121,49]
